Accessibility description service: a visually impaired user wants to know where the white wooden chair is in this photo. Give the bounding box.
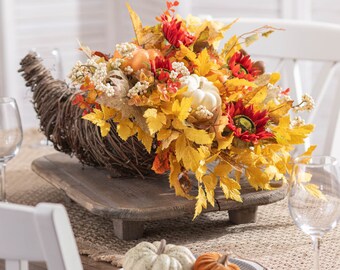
[0,202,83,270]
[218,18,340,157]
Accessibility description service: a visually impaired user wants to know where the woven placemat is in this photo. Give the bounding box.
[6,130,340,270]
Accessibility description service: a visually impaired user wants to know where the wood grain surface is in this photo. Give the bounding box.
[32,153,286,221]
[31,153,286,239]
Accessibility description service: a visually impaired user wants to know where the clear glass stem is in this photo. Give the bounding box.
[312,236,321,270]
[0,162,7,202]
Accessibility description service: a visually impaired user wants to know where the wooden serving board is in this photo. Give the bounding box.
[32,153,286,240]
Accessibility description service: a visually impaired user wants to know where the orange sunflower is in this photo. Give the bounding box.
[224,100,273,144]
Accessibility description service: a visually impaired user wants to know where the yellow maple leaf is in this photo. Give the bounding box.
[102,105,116,120]
[136,127,153,153]
[182,145,204,172]
[172,97,192,121]
[116,118,135,140]
[245,166,270,190]
[220,177,242,202]
[272,116,314,145]
[169,154,193,199]
[299,145,317,158]
[248,87,268,105]
[194,48,214,76]
[144,108,167,135]
[202,174,218,206]
[225,78,257,88]
[184,128,214,145]
[217,133,234,150]
[264,165,281,182]
[221,35,241,60]
[214,161,233,178]
[82,106,114,137]
[172,118,187,130]
[174,133,205,172]
[195,147,212,181]
[177,44,197,62]
[100,122,111,137]
[267,100,293,124]
[175,134,187,162]
[193,19,238,49]
[157,129,172,140]
[161,130,180,149]
[194,185,208,219]
[82,109,103,125]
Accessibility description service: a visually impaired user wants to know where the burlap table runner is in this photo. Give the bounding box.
[5,130,340,269]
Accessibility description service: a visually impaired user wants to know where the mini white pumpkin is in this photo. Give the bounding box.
[181,74,222,113]
[123,239,196,270]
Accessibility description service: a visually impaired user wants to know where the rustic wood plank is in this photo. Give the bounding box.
[32,153,194,221]
[112,219,145,240]
[228,206,258,224]
[31,153,286,239]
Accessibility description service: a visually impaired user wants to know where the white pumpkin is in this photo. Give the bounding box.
[181,74,222,112]
[123,239,195,270]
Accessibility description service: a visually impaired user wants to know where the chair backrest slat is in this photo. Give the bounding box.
[5,260,28,270]
[0,202,83,270]
[0,204,44,261]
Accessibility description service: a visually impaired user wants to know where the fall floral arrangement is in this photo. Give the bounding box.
[69,1,315,217]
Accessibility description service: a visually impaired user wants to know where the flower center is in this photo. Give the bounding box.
[240,65,249,74]
[233,115,255,133]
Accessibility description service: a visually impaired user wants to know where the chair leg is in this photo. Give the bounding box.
[5,260,28,270]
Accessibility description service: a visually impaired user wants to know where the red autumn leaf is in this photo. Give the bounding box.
[72,94,84,105]
[281,88,290,95]
[93,51,110,61]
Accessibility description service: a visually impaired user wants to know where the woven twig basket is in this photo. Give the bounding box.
[19,52,155,177]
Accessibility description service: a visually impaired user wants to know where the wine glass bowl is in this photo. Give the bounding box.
[288,155,340,270]
[0,97,23,201]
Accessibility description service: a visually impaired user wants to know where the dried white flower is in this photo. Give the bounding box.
[291,116,305,127]
[195,105,213,120]
[111,58,123,69]
[127,81,149,98]
[172,61,190,77]
[293,93,315,112]
[124,66,134,75]
[115,42,137,59]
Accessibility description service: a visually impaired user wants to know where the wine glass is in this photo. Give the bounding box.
[0,97,23,202]
[288,156,340,270]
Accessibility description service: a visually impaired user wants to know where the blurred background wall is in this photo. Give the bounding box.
[0,0,339,156]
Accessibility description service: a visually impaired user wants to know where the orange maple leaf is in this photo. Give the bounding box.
[152,151,170,174]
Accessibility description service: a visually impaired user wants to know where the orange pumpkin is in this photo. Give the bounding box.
[121,48,161,71]
[193,252,240,270]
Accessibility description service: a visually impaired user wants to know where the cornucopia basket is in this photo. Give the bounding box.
[19,52,155,177]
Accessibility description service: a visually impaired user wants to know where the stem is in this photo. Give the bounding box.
[0,162,7,202]
[217,254,228,265]
[311,236,321,270]
[157,239,166,255]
